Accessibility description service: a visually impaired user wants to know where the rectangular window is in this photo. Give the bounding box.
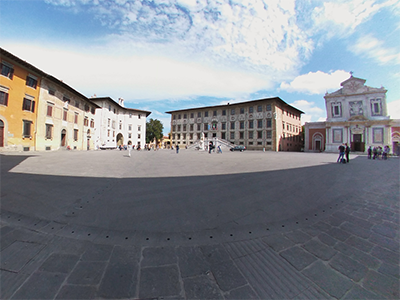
[74,113,78,124]
[138,134,141,139]
[222,110,226,116]
[240,121,244,129]
[177,125,181,131]
[183,125,187,131]
[332,103,342,117]
[257,120,263,128]
[249,131,253,139]
[128,133,132,138]
[108,129,110,137]
[26,75,37,89]
[257,131,263,139]
[74,129,78,141]
[240,107,244,114]
[184,114,187,119]
[138,126,141,131]
[205,111,209,117]
[23,120,32,138]
[198,112,201,117]
[178,114,181,119]
[239,131,244,139]
[230,122,235,130]
[204,123,208,131]
[231,109,235,115]
[373,128,383,143]
[197,124,201,131]
[249,120,253,129]
[45,124,53,139]
[1,62,14,79]
[190,113,194,118]
[173,115,176,120]
[266,104,271,111]
[0,91,9,106]
[63,109,68,121]
[90,119,94,128]
[257,105,262,112]
[222,122,226,130]
[22,98,35,112]
[213,110,217,116]
[266,120,272,128]
[84,117,89,126]
[138,114,141,119]
[172,125,176,132]
[249,106,253,113]
[230,132,235,139]
[47,104,53,116]
[183,133,186,139]
[266,130,272,139]
[190,124,194,131]
[128,124,132,131]
[221,132,226,139]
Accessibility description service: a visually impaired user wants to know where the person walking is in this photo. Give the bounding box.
[127,141,132,157]
[367,146,372,159]
[217,145,222,153]
[176,144,179,154]
[372,147,378,159]
[337,143,345,163]
[345,143,350,163]
[209,141,213,154]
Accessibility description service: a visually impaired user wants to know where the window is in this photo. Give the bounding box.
[172,125,176,132]
[283,122,285,129]
[178,114,181,119]
[23,120,32,138]
[190,133,193,140]
[222,110,226,116]
[91,107,95,114]
[266,130,272,139]
[138,134,141,139]
[332,103,342,117]
[240,121,244,129]
[138,126,141,131]
[63,96,70,103]
[230,122,235,130]
[84,104,89,112]
[109,105,111,111]
[257,105,262,112]
[249,106,253,113]
[205,111,209,117]
[138,114,141,119]
[240,131,244,139]
[46,104,53,117]
[266,104,271,111]
[198,112,201,117]
[371,99,382,116]
[190,124,194,131]
[204,123,208,131]
[221,132,226,139]
[173,115,176,120]
[231,109,235,115]
[257,120,263,128]
[48,88,56,96]
[177,125,181,131]
[1,62,14,79]
[26,75,37,89]
[119,123,122,130]
[74,129,78,141]
[74,101,80,109]
[240,107,244,114]
[197,124,201,131]
[266,120,272,128]
[249,120,254,129]
[128,124,132,131]
[130,113,132,118]
[183,125,187,131]
[84,117,89,126]
[249,131,253,139]
[257,131,263,139]
[183,133,186,139]
[0,90,9,106]
[45,124,53,139]
[183,114,186,119]
[128,133,132,138]
[213,110,217,116]
[63,109,68,121]
[74,113,78,124]
[222,122,226,130]
[22,97,35,112]
[90,119,94,128]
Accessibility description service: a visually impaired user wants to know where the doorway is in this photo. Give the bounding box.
[61,129,66,147]
[352,134,364,152]
[116,133,123,147]
[0,120,4,147]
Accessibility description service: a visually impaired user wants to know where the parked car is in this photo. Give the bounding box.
[230,145,246,152]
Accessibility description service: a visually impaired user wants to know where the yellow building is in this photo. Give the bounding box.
[0,48,41,151]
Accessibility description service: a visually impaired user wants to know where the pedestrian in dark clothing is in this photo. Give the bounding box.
[372,147,378,159]
[337,144,345,163]
[345,143,350,163]
[367,146,372,159]
[176,145,179,154]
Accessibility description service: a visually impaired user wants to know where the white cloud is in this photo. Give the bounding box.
[289,99,326,124]
[350,35,400,65]
[280,70,350,94]
[3,43,270,102]
[387,99,400,119]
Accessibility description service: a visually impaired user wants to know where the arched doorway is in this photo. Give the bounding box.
[312,133,324,151]
[116,133,124,147]
[0,120,4,147]
[61,129,67,147]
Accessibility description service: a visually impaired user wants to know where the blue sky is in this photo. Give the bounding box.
[1,0,399,134]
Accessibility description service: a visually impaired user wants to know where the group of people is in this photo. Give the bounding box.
[208,141,222,154]
[367,145,390,160]
[337,143,351,163]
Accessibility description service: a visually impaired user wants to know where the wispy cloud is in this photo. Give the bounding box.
[350,34,400,65]
[280,70,350,94]
[289,99,326,124]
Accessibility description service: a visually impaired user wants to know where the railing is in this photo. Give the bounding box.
[186,137,234,150]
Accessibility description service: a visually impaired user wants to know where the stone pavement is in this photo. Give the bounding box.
[0,149,399,299]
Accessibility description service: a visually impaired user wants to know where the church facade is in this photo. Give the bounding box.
[304,75,400,155]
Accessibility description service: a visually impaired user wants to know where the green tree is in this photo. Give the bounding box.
[146,118,164,144]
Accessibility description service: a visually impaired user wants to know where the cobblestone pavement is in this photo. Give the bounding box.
[1,150,399,299]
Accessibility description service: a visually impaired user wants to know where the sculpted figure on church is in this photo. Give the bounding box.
[349,101,363,116]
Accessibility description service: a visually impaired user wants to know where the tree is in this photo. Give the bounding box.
[146,118,164,144]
